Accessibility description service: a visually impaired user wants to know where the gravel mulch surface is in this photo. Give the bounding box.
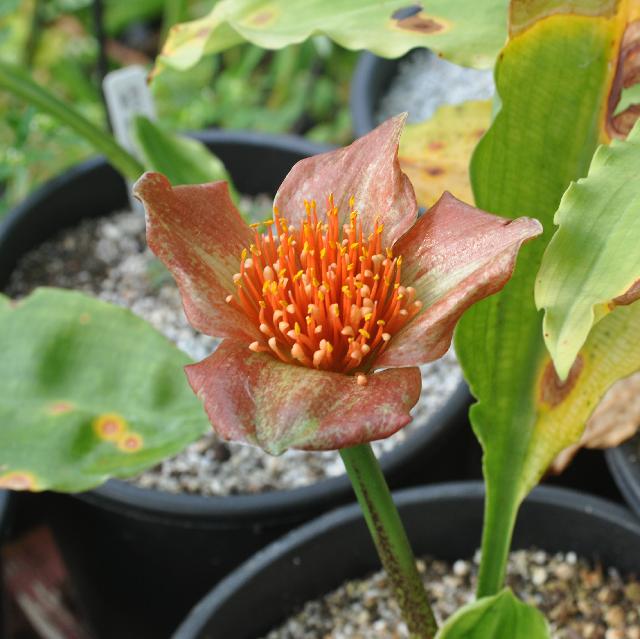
[264,549,640,639]
[376,49,495,126]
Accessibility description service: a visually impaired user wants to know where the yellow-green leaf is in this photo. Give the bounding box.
[154,0,509,78]
[399,100,492,208]
[536,119,640,380]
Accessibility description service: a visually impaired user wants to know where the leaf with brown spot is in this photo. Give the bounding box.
[550,371,640,473]
[454,0,638,596]
[153,0,510,79]
[398,100,493,207]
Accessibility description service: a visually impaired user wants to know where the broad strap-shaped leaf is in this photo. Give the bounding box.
[536,119,640,380]
[455,0,634,597]
[376,192,542,368]
[435,589,549,639]
[132,115,240,203]
[154,0,509,78]
[274,114,417,247]
[186,339,421,455]
[134,172,259,342]
[0,288,209,493]
[398,100,493,208]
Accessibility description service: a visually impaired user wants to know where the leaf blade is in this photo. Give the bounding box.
[536,120,640,380]
[0,289,209,493]
[155,0,509,76]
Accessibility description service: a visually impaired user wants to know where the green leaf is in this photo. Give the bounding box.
[0,288,209,493]
[132,115,239,203]
[436,589,549,639]
[0,60,143,180]
[154,0,509,77]
[535,119,640,380]
[454,3,628,597]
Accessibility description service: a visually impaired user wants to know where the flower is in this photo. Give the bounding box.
[134,115,542,454]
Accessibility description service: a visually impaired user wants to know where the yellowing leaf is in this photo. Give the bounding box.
[399,100,492,207]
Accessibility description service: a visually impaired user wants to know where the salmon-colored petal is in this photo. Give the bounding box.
[375,192,542,368]
[134,172,259,341]
[274,114,417,247]
[186,340,422,454]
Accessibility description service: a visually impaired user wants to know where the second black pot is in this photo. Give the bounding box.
[606,433,640,517]
[0,129,474,639]
[174,482,640,639]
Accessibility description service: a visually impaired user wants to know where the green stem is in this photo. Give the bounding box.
[340,444,437,639]
[0,61,144,181]
[476,485,520,598]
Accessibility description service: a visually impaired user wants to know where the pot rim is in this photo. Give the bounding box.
[172,481,640,638]
[349,52,400,138]
[0,128,471,522]
[606,441,640,515]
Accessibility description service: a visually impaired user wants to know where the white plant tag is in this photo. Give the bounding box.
[103,66,156,210]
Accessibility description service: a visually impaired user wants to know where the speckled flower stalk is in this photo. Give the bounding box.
[134,114,542,638]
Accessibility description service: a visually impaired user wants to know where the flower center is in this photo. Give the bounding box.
[227,196,421,378]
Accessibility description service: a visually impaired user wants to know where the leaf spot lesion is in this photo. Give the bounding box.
[539,355,584,407]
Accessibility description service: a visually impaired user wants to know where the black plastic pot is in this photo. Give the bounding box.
[606,434,640,517]
[173,482,640,639]
[350,52,400,137]
[0,130,474,639]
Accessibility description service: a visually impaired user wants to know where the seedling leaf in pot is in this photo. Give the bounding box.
[154,0,509,78]
[435,589,549,639]
[131,115,240,203]
[0,288,210,493]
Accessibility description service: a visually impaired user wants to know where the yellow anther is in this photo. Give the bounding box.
[364,313,373,321]
[294,322,301,335]
[350,242,359,250]
[241,248,248,260]
[359,329,370,339]
[320,247,327,259]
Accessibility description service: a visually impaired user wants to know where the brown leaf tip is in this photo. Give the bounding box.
[539,355,583,407]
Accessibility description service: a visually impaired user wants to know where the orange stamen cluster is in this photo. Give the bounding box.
[227,196,421,378]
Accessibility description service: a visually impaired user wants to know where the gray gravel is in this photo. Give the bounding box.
[264,549,640,639]
[6,207,463,495]
[376,49,495,125]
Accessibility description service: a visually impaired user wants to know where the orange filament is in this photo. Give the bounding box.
[228,196,422,374]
